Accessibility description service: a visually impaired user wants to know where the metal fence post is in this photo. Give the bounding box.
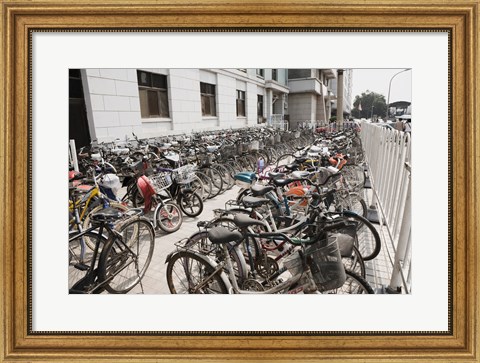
[69,139,79,172]
[387,167,411,293]
[360,122,412,294]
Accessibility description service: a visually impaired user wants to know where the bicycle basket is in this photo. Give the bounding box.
[198,154,212,166]
[172,164,196,184]
[148,172,172,193]
[283,250,303,276]
[305,235,346,291]
[332,224,357,257]
[315,167,335,185]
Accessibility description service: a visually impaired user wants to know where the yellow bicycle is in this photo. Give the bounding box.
[69,176,129,250]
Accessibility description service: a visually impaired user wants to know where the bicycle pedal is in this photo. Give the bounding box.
[74,263,89,271]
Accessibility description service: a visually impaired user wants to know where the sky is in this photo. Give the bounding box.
[350,68,412,107]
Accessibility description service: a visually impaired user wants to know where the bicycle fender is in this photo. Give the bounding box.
[202,254,233,293]
[165,251,174,264]
[342,210,360,217]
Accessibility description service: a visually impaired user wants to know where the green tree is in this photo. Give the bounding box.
[351,90,387,119]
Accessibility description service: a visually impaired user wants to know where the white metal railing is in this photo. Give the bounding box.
[360,123,412,293]
[69,139,79,172]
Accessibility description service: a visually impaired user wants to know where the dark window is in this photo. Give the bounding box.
[256,69,264,78]
[257,95,264,117]
[137,70,169,118]
[69,69,81,78]
[69,69,83,99]
[200,82,216,116]
[272,69,278,81]
[236,90,246,117]
[288,69,311,79]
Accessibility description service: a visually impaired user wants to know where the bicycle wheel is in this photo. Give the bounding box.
[335,191,368,218]
[195,171,213,199]
[341,245,366,278]
[155,201,183,233]
[342,164,366,191]
[245,154,257,171]
[202,167,223,198]
[185,230,248,286]
[213,163,233,191]
[68,230,107,291]
[268,148,279,164]
[166,250,229,294]
[275,154,296,170]
[190,175,206,201]
[235,188,253,204]
[178,190,203,217]
[131,186,145,208]
[229,159,244,174]
[331,270,374,294]
[82,202,130,250]
[341,211,381,261]
[98,217,155,294]
[219,163,236,190]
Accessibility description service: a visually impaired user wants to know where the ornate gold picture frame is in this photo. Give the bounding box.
[1,0,478,361]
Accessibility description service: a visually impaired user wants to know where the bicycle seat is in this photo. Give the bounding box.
[91,207,124,223]
[295,157,307,163]
[267,171,285,179]
[271,178,297,187]
[285,164,299,171]
[242,196,270,208]
[233,214,266,228]
[208,227,243,244]
[291,170,310,179]
[250,184,275,196]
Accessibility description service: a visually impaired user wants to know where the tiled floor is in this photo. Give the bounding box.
[361,188,396,293]
[70,185,395,294]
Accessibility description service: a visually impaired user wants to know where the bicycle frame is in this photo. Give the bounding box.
[216,233,318,294]
[68,186,99,228]
[69,223,111,294]
[69,220,140,294]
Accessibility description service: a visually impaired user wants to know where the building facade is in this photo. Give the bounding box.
[70,68,290,146]
[69,67,351,146]
[331,69,353,118]
[286,69,338,130]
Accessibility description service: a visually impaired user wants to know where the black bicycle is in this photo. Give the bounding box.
[68,203,155,294]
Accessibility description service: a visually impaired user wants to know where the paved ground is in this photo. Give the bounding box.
[361,188,395,293]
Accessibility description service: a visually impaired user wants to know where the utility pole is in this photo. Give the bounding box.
[337,69,344,128]
[387,69,410,121]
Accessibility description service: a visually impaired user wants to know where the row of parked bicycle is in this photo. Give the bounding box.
[68,125,376,294]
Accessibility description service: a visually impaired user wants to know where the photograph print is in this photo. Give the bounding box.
[68,68,412,295]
